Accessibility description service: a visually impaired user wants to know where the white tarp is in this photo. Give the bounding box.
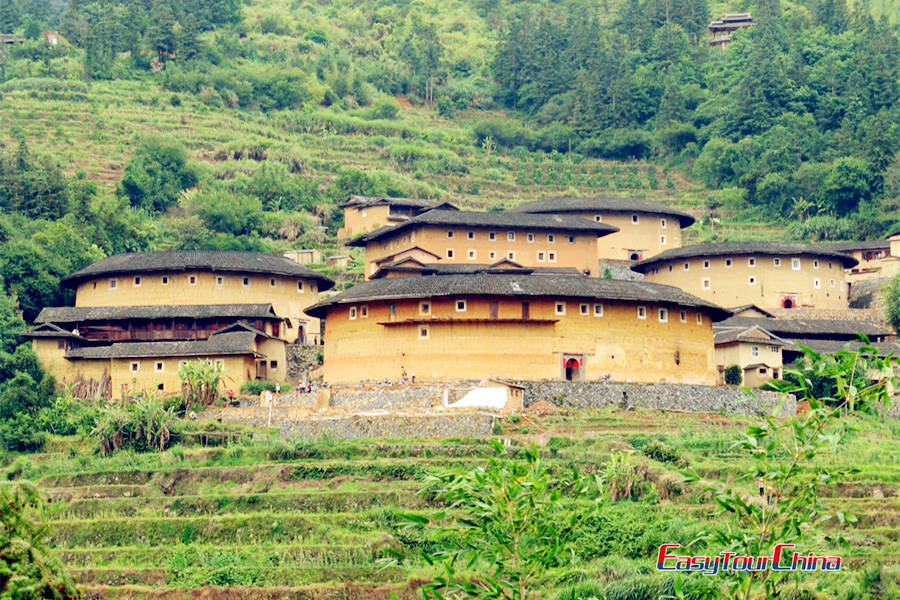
[446,387,507,410]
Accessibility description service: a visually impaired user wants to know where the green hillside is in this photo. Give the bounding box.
[4,409,899,598]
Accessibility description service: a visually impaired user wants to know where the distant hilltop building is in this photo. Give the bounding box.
[708,13,755,49]
[24,251,334,398]
[305,263,730,385]
[337,195,457,239]
[509,196,695,261]
[631,242,857,311]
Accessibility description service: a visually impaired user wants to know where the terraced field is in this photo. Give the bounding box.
[4,408,900,598]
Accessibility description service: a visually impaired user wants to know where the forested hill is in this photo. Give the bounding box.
[0,0,899,322]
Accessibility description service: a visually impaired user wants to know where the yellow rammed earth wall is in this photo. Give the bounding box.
[321,296,716,385]
[362,225,599,278]
[338,205,391,238]
[640,254,848,310]
[570,210,683,260]
[73,271,323,344]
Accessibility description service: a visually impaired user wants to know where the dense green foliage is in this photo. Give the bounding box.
[724,364,742,385]
[0,482,80,599]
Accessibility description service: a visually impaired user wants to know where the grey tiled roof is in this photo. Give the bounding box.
[306,273,731,320]
[61,251,335,290]
[820,240,891,252]
[36,304,280,324]
[631,242,859,271]
[783,338,900,357]
[347,210,619,246]
[21,323,86,339]
[713,325,785,346]
[340,195,454,210]
[64,331,266,360]
[509,196,696,227]
[716,316,890,337]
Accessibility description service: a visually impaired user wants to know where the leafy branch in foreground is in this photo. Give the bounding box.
[1,482,80,599]
[391,440,603,600]
[680,342,895,600]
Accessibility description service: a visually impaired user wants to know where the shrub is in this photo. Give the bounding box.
[724,364,743,385]
[639,440,683,465]
[118,137,199,213]
[92,392,176,455]
[179,360,226,406]
[240,380,293,396]
[367,97,401,120]
[436,96,455,118]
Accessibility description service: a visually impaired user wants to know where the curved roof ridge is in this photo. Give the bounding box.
[508,196,696,227]
[305,273,730,320]
[630,241,858,272]
[61,251,335,290]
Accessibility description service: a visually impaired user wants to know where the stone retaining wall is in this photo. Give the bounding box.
[513,380,795,417]
[279,413,495,440]
[327,383,476,412]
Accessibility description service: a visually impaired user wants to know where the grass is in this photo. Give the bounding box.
[2,408,898,598]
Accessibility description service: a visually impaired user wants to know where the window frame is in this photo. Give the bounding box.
[594,303,604,317]
[456,299,467,312]
[637,305,647,319]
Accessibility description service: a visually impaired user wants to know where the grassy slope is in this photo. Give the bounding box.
[4,409,899,598]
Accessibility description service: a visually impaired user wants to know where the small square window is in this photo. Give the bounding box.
[456,300,467,312]
[133,276,141,286]
[297,281,304,292]
[418,325,430,340]
[749,257,756,267]
[828,261,833,270]
[792,258,801,270]
[668,265,674,272]
[270,360,278,368]
[537,251,545,262]
[243,277,250,286]
[749,276,756,285]
[548,252,557,262]
[161,276,169,285]
[467,231,474,240]
[637,306,647,319]
[507,251,515,260]
[447,230,454,238]
[594,303,604,317]
[659,308,668,322]
[771,346,779,353]
[130,362,139,372]
[489,232,496,241]
[270,278,276,286]
[594,215,602,222]
[109,278,118,289]
[703,260,710,269]
[568,235,575,244]
[361,306,368,318]
[660,218,667,228]
[548,234,555,243]
[632,214,639,224]
[725,259,732,267]
[508,231,516,241]
[702,278,710,289]
[555,302,566,315]
[527,233,534,242]
[189,275,197,285]
[389,304,396,316]
[773,258,781,267]
[467,249,477,260]
[751,346,759,357]
[155,361,164,372]
[349,306,357,320]
[157,383,164,391]
[420,302,430,315]
[680,310,686,322]
[446,249,454,258]
[830,279,835,287]
[217,276,224,286]
[580,303,589,315]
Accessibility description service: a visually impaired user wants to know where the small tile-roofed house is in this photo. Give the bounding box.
[337,195,458,238]
[713,324,784,386]
[708,13,754,49]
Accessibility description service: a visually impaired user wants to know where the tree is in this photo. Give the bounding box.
[393,441,602,599]
[885,272,900,334]
[118,137,198,213]
[824,157,873,216]
[0,483,80,599]
[724,364,742,385]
